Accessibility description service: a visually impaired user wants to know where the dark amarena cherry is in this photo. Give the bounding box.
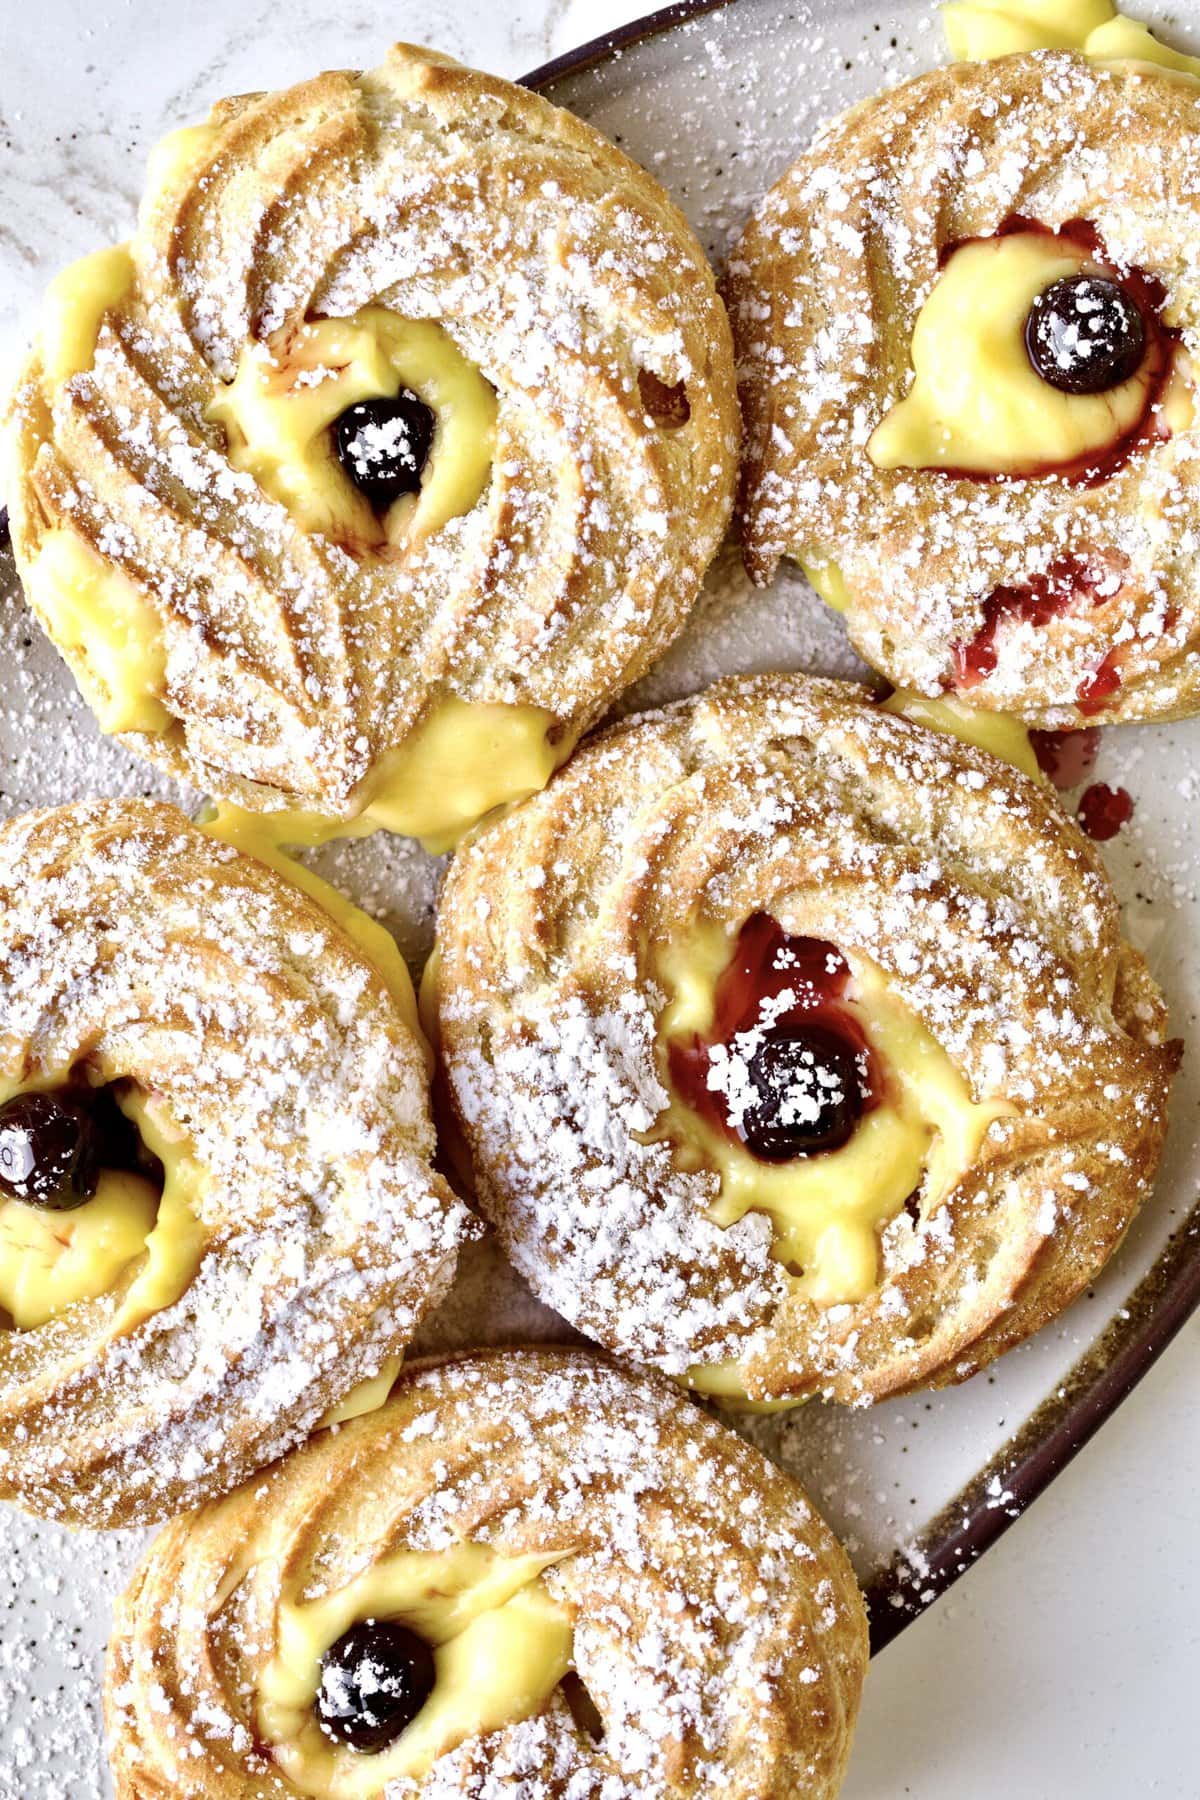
[740,1024,868,1161]
[668,915,880,1163]
[316,1618,436,1753]
[0,1090,102,1209]
[1025,274,1146,396]
[332,393,435,511]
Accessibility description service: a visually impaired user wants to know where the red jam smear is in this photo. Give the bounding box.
[952,554,1126,689]
[667,912,880,1161]
[937,215,1179,489]
[1077,782,1134,841]
[1030,726,1101,789]
[1077,647,1125,715]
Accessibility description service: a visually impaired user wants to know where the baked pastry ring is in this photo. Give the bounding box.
[7,44,737,846]
[727,52,1200,725]
[432,675,1178,1405]
[105,1347,868,1798]
[0,799,473,1527]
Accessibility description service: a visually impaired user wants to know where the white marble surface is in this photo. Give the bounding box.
[0,3,1196,1797]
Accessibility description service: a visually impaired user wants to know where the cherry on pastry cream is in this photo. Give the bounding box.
[1025,274,1147,396]
[669,913,880,1164]
[316,1618,436,1752]
[0,1091,102,1210]
[332,393,435,511]
[740,1024,868,1161]
[0,1087,154,1211]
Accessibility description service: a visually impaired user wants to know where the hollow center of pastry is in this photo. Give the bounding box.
[0,1078,204,1331]
[656,913,1004,1306]
[867,221,1185,480]
[257,1543,576,1793]
[206,310,497,552]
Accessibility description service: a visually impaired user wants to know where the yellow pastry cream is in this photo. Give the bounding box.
[39,242,134,383]
[867,229,1168,475]
[28,232,561,847]
[880,688,1042,778]
[942,0,1200,78]
[256,1543,574,1795]
[0,1082,204,1333]
[649,913,1011,1395]
[205,699,572,859]
[206,309,497,550]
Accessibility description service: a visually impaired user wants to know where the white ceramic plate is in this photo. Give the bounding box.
[1,2,1198,1793]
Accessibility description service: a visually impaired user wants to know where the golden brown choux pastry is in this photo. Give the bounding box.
[8,44,737,846]
[105,1348,868,1798]
[432,675,1178,1405]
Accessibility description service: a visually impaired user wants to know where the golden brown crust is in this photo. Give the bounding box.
[434,674,1178,1403]
[0,799,473,1527]
[727,52,1200,725]
[8,43,738,818]
[104,1347,868,1799]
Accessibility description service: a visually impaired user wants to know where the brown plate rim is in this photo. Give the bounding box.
[522,0,1200,1657]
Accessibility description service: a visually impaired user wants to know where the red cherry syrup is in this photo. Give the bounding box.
[668,913,879,1162]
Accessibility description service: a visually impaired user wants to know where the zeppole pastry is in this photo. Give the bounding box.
[432,675,1178,1406]
[7,44,737,849]
[105,1347,868,1798]
[727,50,1200,725]
[0,799,473,1528]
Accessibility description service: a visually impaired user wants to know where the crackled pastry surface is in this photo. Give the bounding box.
[7,43,737,839]
[434,676,1177,1405]
[727,53,1200,725]
[105,1348,868,1799]
[0,800,473,1527]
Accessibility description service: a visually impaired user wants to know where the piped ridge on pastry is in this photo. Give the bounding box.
[433,675,1177,1405]
[104,1348,868,1799]
[7,44,738,843]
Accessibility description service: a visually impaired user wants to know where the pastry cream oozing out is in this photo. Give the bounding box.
[206,310,497,548]
[868,233,1159,474]
[142,121,221,199]
[943,0,1200,77]
[0,1084,205,1333]
[799,552,851,614]
[257,1543,574,1796]
[653,923,1007,1316]
[208,698,571,858]
[25,528,170,736]
[315,1354,405,1429]
[881,689,1042,779]
[39,243,134,383]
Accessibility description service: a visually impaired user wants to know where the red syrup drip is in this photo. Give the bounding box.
[1077,782,1134,841]
[952,554,1126,689]
[1030,726,1101,790]
[942,218,1177,701]
[667,912,881,1162]
[1077,647,1126,715]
